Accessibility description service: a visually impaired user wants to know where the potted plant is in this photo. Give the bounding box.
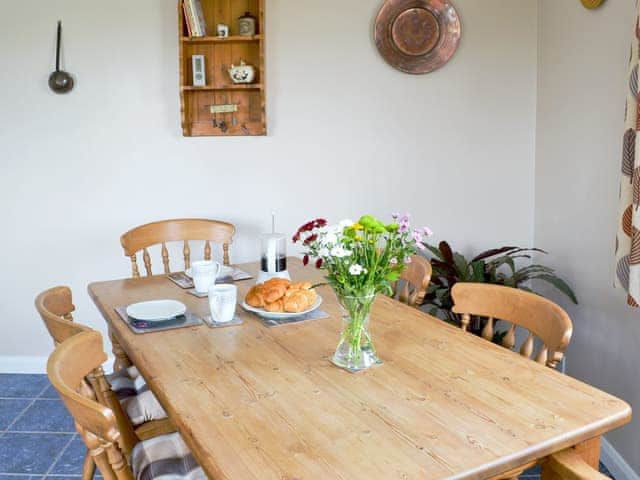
[423,241,577,339]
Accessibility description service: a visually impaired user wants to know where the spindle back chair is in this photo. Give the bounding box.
[451,283,572,369]
[48,331,140,480]
[120,218,235,277]
[35,286,90,346]
[391,255,432,307]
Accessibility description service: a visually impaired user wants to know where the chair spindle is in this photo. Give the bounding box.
[223,243,230,265]
[204,241,211,261]
[130,255,140,278]
[503,324,516,350]
[142,249,152,276]
[481,317,494,341]
[161,243,170,274]
[520,333,534,358]
[535,346,548,365]
[461,313,471,332]
[184,240,191,269]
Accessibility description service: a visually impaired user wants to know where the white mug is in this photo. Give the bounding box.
[208,284,237,323]
[191,260,221,294]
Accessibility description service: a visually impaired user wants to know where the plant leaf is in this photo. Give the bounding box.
[471,246,518,262]
[536,274,578,304]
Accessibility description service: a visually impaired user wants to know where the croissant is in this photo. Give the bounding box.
[264,299,284,313]
[246,285,265,308]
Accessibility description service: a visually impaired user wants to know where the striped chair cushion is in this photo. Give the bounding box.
[108,367,168,427]
[131,432,206,480]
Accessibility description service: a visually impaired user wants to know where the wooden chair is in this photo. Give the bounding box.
[47,331,205,480]
[452,284,603,479]
[451,283,572,369]
[120,218,236,277]
[35,286,175,479]
[391,255,432,307]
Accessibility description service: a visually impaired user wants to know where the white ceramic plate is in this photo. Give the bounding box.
[185,265,234,279]
[241,295,323,320]
[126,300,187,322]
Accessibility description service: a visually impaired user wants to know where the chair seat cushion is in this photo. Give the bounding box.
[108,367,168,426]
[131,432,206,480]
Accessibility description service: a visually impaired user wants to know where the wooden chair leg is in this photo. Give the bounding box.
[82,450,96,480]
[542,448,609,480]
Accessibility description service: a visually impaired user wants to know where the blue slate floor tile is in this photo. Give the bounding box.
[0,399,31,430]
[0,375,48,399]
[10,400,74,433]
[37,385,59,400]
[50,437,85,475]
[45,477,82,480]
[0,476,35,480]
[0,432,72,474]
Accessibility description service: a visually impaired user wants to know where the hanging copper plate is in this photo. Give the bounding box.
[375,0,461,74]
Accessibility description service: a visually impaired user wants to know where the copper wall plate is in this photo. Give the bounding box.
[375,0,461,74]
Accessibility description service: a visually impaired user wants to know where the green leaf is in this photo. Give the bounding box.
[471,261,485,282]
[536,274,578,304]
[453,252,469,278]
[471,246,518,262]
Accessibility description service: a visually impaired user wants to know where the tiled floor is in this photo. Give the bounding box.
[0,374,616,480]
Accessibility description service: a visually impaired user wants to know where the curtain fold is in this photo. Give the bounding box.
[615,7,640,307]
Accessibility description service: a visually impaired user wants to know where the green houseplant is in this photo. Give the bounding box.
[422,242,577,338]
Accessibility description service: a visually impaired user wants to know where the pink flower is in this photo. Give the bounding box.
[411,229,423,244]
[416,242,426,250]
[404,257,412,264]
[422,226,433,237]
[391,212,400,220]
[399,222,410,233]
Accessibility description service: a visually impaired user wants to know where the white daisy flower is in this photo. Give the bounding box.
[318,247,330,258]
[331,246,352,258]
[349,264,364,275]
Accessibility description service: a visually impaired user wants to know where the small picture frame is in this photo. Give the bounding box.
[191,55,206,87]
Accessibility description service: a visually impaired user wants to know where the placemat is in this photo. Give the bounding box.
[115,306,202,334]
[202,315,244,328]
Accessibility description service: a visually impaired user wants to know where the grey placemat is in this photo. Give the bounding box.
[202,315,244,328]
[253,309,330,328]
[115,306,202,334]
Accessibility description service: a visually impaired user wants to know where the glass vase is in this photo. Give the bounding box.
[331,292,382,372]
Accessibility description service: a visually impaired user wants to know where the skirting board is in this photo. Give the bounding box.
[602,437,640,480]
[0,355,115,374]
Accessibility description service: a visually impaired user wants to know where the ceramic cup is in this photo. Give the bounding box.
[191,260,221,294]
[208,284,237,323]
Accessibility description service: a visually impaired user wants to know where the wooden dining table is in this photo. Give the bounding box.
[88,258,631,480]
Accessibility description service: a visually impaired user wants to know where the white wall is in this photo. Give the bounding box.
[536,0,640,474]
[0,0,538,361]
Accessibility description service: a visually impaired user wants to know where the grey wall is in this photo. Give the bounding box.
[536,0,640,472]
[0,0,538,364]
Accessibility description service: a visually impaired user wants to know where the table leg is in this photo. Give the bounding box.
[109,328,132,371]
[541,436,602,480]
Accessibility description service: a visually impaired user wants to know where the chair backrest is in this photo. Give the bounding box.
[120,218,236,278]
[391,255,432,307]
[48,331,136,480]
[35,286,91,345]
[451,283,572,369]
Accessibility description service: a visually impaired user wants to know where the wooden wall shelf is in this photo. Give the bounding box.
[178,0,266,137]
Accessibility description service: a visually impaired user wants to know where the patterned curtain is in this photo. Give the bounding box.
[615,10,640,307]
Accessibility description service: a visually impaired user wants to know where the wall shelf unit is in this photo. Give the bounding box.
[178,0,265,137]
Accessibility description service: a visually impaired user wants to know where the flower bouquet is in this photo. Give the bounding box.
[293,214,432,372]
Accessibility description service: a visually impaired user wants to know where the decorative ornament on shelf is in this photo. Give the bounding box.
[374,0,461,74]
[238,11,257,36]
[580,0,604,9]
[294,214,433,372]
[228,60,256,84]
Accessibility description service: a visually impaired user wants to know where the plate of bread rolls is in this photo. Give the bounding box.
[242,278,322,319]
